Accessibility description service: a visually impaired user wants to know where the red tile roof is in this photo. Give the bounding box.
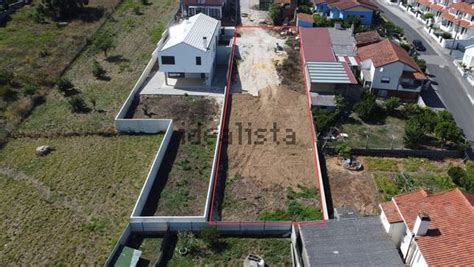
[297,12,314,22]
[299,27,335,62]
[354,30,382,46]
[430,3,445,12]
[328,0,380,11]
[449,2,474,16]
[381,201,403,223]
[417,0,431,7]
[357,39,426,79]
[382,188,474,266]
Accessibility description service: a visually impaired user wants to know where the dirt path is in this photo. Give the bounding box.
[221,86,318,221]
[325,156,380,215]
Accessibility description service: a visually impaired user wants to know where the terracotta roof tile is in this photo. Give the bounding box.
[354,30,382,46]
[327,0,380,11]
[297,12,314,22]
[430,3,445,12]
[449,2,474,16]
[381,201,403,223]
[357,39,426,79]
[389,188,474,266]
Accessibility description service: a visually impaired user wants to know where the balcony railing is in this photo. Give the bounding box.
[398,83,422,91]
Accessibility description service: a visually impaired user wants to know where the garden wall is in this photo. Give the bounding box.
[325,147,465,159]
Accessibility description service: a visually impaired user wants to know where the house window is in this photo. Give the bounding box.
[377,90,388,97]
[196,56,202,65]
[381,77,391,84]
[197,0,205,4]
[161,56,175,65]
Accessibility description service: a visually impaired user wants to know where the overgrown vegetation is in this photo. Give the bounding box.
[169,233,291,266]
[312,95,347,133]
[259,185,322,221]
[447,164,474,193]
[368,157,459,200]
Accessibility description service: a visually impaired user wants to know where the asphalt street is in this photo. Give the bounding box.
[375,2,474,146]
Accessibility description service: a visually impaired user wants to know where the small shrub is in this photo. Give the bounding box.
[385,97,401,114]
[23,84,39,96]
[400,42,411,51]
[200,227,220,248]
[133,6,140,15]
[5,97,34,121]
[68,95,88,113]
[0,70,14,85]
[56,78,74,94]
[441,32,452,39]
[448,166,465,185]
[92,60,106,79]
[335,143,351,158]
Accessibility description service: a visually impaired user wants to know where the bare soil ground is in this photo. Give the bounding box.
[325,156,380,215]
[221,86,318,221]
[129,95,221,216]
[233,28,288,96]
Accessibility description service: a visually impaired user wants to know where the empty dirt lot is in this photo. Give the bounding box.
[220,86,319,221]
[325,156,380,215]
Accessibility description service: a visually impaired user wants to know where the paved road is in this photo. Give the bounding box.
[376,1,474,145]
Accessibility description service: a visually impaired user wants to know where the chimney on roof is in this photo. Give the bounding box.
[203,36,208,49]
[413,212,431,236]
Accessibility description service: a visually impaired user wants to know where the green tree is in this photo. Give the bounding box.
[313,13,330,27]
[269,3,281,25]
[434,110,466,148]
[403,118,425,147]
[385,97,401,115]
[93,32,116,58]
[354,92,377,121]
[36,0,89,21]
[423,13,434,20]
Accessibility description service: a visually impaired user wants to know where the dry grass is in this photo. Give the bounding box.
[0,135,163,265]
[17,0,178,134]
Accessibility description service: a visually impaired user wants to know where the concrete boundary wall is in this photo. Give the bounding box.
[105,224,132,266]
[130,121,173,217]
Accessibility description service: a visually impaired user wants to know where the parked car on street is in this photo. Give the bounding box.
[412,39,426,51]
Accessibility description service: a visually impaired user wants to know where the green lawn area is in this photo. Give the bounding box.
[17,0,178,134]
[363,156,459,201]
[168,237,291,266]
[152,136,217,216]
[337,115,406,149]
[0,135,163,265]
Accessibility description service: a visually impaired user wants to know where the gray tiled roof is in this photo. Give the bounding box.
[300,217,404,266]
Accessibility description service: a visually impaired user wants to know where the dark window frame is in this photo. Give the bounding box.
[196,56,202,65]
[161,56,175,65]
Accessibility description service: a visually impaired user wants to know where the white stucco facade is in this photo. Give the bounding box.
[462,45,474,68]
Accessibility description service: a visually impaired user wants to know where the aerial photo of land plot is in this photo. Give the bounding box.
[127,95,222,216]
[214,28,321,222]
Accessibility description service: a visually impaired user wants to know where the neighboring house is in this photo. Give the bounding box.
[462,44,474,67]
[439,2,474,40]
[180,0,227,20]
[379,188,474,266]
[355,30,383,47]
[296,216,404,266]
[296,12,314,28]
[357,39,427,101]
[157,13,221,86]
[300,27,358,101]
[313,0,380,26]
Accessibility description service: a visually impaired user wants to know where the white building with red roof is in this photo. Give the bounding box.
[379,188,474,266]
[357,39,427,102]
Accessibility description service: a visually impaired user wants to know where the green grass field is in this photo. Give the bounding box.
[337,115,406,149]
[0,135,163,265]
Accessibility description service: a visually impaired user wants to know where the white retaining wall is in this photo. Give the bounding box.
[130,121,173,217]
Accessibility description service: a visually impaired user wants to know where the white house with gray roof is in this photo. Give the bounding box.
[157,13,221,86]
